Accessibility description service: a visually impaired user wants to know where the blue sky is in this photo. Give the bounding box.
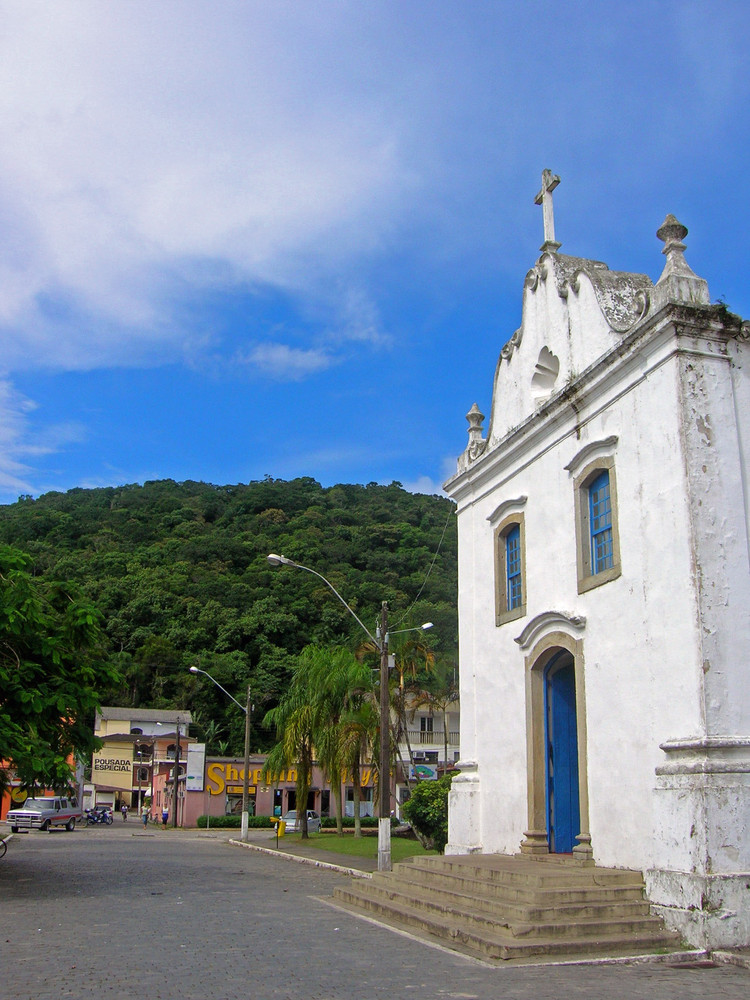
[0,1,748,505]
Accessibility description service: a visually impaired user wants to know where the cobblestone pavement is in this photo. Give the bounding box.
[0,825,747,1000]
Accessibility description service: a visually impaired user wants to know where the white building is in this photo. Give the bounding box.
[444,172,750,950]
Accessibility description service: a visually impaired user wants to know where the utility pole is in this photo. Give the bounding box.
[136,744,143,816]
[265,554,393,870]
[379,601,392,872]
[172,719,181,828]
[241,684,252,843]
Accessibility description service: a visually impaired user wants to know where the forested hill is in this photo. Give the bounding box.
[0,478,456,753]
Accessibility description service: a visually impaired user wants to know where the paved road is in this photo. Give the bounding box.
[0,825,747,1000]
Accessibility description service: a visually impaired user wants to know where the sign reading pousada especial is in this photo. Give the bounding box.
[92,747,133,790]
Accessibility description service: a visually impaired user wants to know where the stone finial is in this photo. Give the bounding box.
[656,214,688,249]
[465,403,487,462]
[654,214,709,306]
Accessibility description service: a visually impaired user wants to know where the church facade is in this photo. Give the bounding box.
[444,173,750,950]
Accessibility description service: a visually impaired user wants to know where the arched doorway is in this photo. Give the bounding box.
[518,619,592,860]
[544,652,580,853]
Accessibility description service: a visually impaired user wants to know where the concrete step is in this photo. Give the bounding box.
[333,889,682,963]
[379,866,648,912]
[371,871,652,923]
[331,854,685,963]
[336,881,671,942]
[406,854,644,888]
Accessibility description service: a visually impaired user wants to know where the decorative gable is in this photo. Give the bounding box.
[451,172,711,478]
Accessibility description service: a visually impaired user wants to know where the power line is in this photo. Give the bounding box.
[390,507,453,629]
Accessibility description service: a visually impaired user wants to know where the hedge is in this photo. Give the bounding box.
[196,814,400,830]
[196,815,275,829]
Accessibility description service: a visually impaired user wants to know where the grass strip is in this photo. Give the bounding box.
[282,832,436,863]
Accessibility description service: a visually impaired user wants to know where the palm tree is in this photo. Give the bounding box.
[392,635,436,788]
[408,657,459,775]
[191,715,227,755]
[262,644,373,839]
[337,699,378,837]
[262,653,318,838]
[305,645,372,835]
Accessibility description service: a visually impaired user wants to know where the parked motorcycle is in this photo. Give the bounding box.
[84,807,114,826]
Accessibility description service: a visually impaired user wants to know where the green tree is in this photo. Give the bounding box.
[0,545,118,793]
[262,654,317,838]
[305,645,373,835]
[392,634,437,787]
[0,477,458,747]
[262,644,374,838]
[337,699,378,837]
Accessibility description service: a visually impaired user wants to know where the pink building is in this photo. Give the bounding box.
[154,754,381,827]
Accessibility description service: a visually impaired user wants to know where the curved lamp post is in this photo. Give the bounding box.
[267,554,379,646]
[190,665,253,842]
[381,622,434,639]
[267,553,433,872]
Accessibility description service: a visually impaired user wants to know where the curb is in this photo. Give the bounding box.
[228,837,372,880]
[711,949,750,970]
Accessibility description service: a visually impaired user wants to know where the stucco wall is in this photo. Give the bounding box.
[452,329,712,866]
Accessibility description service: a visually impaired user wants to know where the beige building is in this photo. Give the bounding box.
[86,707,193,815]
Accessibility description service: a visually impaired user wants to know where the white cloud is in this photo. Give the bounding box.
[240,343,334,382]
[0,3,416,371]
[401,475,449,498]
[0,380,35,496]
[330,287,393,350]
[403,453,459,497]
[1,1,745,380]
[0,377,87,499]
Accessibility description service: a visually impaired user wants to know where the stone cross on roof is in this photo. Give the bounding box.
[534,169,561,253]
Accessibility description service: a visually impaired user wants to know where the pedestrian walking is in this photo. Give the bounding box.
[142,809,149,828]
[121,804,128,821]
[162,805,169,827]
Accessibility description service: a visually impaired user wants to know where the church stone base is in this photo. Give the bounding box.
[645,868,750,950]
[648,737,750,949]
[445,759,483,855]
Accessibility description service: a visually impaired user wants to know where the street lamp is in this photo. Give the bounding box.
[189,666,253,842]
[267,554,379,646]
[268,553,417,872]
[380,622,434,639]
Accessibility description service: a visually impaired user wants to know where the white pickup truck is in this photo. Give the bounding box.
[6,796,83,832]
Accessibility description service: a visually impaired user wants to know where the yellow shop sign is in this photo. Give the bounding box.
[206,762,297,796]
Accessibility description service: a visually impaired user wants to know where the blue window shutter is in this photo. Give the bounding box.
[589,471,613,573]
[506,524,522,610]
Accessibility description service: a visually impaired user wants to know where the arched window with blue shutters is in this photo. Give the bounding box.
[506,524,522,610]
[589,470,613,573]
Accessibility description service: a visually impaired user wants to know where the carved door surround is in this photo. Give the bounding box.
[515,613,593,861]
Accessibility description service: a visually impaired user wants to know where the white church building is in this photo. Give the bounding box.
[444,172,750,950]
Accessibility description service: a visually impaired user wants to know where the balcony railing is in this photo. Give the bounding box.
[402,730,460,747]
[132,752,187,765]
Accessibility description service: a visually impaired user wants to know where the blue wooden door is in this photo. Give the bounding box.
[545,658,580,853]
